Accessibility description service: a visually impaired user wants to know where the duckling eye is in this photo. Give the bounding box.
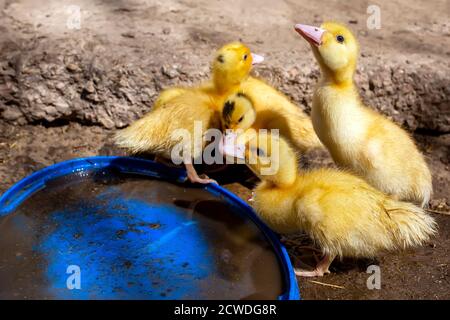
[243,54,248,61]
[250,146,265,157]
[336,35,345,43]
[238,115,244,123]
[255,148,265,157]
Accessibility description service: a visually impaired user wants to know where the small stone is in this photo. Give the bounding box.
[53,99,71,114]
[162,27,171,35]
[36,85,48,97]
[66,63,80,72]
[161,65,179,79]
[97,109,116,129]
[2,108,23,121]
[85,81,95,93]
[55,82,65,90]
[43,105,58,116]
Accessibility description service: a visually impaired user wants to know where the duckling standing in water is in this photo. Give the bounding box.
[220,131,437,277]
[115,43,263,184]
[295,22,432,207]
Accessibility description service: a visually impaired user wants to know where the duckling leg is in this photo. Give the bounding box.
[185,163,218,185]
[295,254,336,277]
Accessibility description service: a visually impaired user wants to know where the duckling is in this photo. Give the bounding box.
[153,87,189,109]
[115,90,220,184]
[221,92,256,133]
[236,77,323,152]
[155,48,321,154]
[295,22,432,207]
[153,42,264,110]
[200,42,264,103]
[220,89,322,155]
[115,43,262,184]
[220,131,437,277]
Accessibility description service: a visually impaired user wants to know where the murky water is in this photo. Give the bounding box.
[0,168,284,299]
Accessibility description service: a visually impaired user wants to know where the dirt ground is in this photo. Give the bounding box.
[0,0,449,299]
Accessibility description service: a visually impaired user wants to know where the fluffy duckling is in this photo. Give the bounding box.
[236,77,323,152]
[115,90,220,184]
[153,87,189,109]
[295,22,432,207]
[155,44,321,154]
[153,42,264,110]
[221,90,322,154]
[115,43,263,184]
[221,92,256,133]
[220,132,437,277]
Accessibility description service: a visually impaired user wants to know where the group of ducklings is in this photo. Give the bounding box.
[115,22,437,277]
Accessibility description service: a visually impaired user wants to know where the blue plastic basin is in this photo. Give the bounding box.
[0,157,299,300]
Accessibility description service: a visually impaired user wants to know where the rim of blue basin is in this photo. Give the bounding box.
[0,156,300,300]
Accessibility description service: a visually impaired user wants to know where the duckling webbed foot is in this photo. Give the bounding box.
[185,163,218,185]
[295,254,335,277]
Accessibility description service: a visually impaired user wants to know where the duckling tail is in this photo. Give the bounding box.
[114,111,169,155]
[384,200,437,249]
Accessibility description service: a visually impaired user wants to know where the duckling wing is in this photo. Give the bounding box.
[295,169,435,258]
[114,91,220,160]
[354,110,432,205]
[153,87,190,110]
[240,77,322,151]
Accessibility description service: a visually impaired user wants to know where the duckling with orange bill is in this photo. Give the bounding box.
[294,22,432,207]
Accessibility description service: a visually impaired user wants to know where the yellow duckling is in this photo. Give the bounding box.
[236,77,323,152]
[115,43,263,184]
[295,22,432,207]
[220,131,437,277]
[219,89,322,155]
[216,76,322,153]
[221,92,256,134]
[115,90,220,184]
[153,88,189,109]
[155,43,321,154]
[153,42,264,110]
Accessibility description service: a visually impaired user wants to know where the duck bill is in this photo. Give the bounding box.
[251,53,264,66]
[294,24,325,47]
[219,132,246,160]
